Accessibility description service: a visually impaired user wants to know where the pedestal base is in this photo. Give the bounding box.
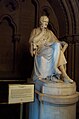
[29,91,79,119]
[42,82,76,96]
[29,80,79,119]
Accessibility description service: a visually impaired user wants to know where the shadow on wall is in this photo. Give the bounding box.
[16,44,34,78]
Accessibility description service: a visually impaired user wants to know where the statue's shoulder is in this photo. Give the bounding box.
[47,29,56,36]
[47,29,53,34]
[32,27,40,34]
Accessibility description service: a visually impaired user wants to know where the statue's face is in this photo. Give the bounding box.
[40,16,49,29]
[40,21,48,29]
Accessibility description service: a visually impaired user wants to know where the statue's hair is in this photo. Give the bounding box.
[40,16,49,23]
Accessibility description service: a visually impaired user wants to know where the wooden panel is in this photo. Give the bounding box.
[0,19,13,72]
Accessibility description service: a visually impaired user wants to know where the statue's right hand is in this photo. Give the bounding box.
[31,50,36,57]
[33,50,36,55]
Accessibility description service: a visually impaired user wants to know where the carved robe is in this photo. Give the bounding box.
[29,28,67,80]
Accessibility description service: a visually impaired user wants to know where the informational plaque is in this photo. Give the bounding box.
[8,84,34,104]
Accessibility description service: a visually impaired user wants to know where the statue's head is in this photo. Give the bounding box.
[39,16,49,29]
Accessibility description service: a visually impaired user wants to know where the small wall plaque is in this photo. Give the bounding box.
[8,84,34,104]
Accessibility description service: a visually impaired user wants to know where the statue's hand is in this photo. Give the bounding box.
[33,50,37,55]
[60,41,68,53]
[60,41,68,46]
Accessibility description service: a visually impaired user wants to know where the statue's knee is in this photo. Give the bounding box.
[54,42,60,49]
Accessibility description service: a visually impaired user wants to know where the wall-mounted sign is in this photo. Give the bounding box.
[8,84,34,104]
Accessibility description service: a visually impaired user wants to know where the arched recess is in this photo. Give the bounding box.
[31,0,40,27]
[47,0,79,37]
[0,14,18,74]
[48,0,72,36]
[0,14,17,33]
[48,0,79,35]
[69,0,79,33]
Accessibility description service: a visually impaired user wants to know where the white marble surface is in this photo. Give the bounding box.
[42,82,76,96]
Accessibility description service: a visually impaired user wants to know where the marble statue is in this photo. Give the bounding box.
[29,16,73,83]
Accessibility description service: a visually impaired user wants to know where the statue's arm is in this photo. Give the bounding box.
[29,29,36,56]
[29,28,46,56]
[30,28,45,43]
[29,29,36,43]
[50,31,59,42]
[29,28,44,56]
[60,41,68,53]
[50,31,68,53]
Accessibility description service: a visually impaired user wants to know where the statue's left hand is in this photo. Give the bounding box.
[60,41,68,46]
[60,41,68,53]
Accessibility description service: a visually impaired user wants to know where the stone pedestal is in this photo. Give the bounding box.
[29,80,79,119]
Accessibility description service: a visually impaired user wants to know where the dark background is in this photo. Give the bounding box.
[0,0,79,119]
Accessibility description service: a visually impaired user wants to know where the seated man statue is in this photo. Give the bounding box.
[29,15,73,83]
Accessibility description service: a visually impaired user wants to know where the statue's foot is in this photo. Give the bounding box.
[63,76,73,83]
[51,77,63,83]
[51,77,58,82]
